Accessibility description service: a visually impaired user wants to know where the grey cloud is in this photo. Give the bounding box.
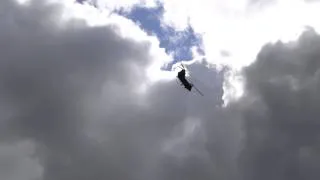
[0,141,43,180]
[0,0,226,180]
[0,0,150,143]
[168,27,320,180]
[7,0,320,180]
[234,28,320,180]
[0,0,159,179]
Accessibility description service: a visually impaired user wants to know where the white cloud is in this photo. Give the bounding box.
[62,0,175,83]
[149,0,320,103]
[86,0,320,102]
[159,0,320,68]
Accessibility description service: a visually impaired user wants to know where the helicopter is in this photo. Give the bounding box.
[175,63,204,96]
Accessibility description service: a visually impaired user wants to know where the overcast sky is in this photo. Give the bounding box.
[2,0,320,180]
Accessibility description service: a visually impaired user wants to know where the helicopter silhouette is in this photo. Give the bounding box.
[175,63,204,96]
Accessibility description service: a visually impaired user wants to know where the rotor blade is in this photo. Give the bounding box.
[192,84,204,96]
[179,63,185,70]
[173,63,184,71]
[181,63,187,70]
[177,65,184,70]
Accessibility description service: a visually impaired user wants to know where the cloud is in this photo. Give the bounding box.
[0,0,227,180]
[0,140,43,180]
[304,0,320,2]
[0,0,164,179]
[87,0,158,12]
[5,0,320,180]
[86,0,320,103]
[231,28,320,180]
[247,0,276,6]
[157,0,320,71]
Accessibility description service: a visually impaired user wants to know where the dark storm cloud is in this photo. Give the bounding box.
[234,28,320,180]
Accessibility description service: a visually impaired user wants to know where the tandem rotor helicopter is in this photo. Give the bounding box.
[174,63,204,96]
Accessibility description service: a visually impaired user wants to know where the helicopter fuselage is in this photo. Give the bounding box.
[177,69,193,91]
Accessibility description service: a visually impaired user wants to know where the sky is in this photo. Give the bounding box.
[2,0,320,180]
[118,4,204,68]
[77,0,204,69]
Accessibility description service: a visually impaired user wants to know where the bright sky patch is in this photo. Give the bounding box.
[115,4,204,70]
